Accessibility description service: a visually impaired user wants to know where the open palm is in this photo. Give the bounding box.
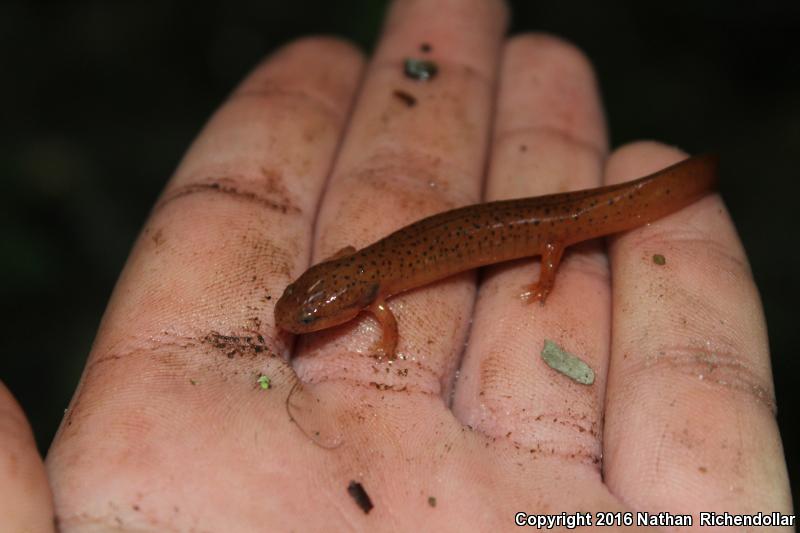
[2,0,791,531]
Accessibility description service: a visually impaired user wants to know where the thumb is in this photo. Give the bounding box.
[0,381,55,531]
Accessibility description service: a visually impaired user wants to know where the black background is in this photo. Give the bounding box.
[2,0,797,507]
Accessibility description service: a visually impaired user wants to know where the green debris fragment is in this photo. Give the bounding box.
[404,58,438,81]
[653,253,666,266]
[189,378,197,386]
[257,374,271,390]
[541,340,595,385]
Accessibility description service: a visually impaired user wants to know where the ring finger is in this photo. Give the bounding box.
[452,34,609,475]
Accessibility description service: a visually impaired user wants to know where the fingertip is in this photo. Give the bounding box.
[605,141,689,184]
[237,35,366,107]
[505,33,594,77]
[268,35,365,67]
[497,32,607,156]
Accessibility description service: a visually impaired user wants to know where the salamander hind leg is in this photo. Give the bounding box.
[367,298,398,360]
[521,242,565,304]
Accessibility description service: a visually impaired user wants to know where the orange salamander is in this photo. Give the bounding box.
[275,154,719,358]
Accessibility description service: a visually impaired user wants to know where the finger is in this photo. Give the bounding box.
[47,38,364,529]
[602,143,792,514]
[0,382,54,532]
[293,0,508,399]
[117,37,363,352]
[451,34,608,469]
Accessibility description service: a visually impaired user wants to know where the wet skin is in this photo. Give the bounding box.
[276,154,719,358]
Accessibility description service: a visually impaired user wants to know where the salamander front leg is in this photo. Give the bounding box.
[521,242,565,304]
[367,297,398,359]
[326,245,356,261]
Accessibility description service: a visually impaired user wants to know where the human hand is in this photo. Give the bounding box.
[2,0,791,530]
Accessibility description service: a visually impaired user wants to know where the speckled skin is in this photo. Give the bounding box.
[275,154,718,358]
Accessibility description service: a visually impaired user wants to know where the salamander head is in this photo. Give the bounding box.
[275,261,380,334]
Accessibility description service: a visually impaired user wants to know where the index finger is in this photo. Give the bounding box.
[47,38,364,528]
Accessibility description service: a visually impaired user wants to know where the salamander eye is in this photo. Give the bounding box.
[299,311,315,325]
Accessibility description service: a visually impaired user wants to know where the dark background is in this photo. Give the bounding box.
[2,0,797,506]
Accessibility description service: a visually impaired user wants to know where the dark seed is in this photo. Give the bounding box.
[347,481,373,514]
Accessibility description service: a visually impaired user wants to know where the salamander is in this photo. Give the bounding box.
[275,154,719,359]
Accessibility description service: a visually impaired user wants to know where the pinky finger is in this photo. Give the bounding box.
[602,143,793,517]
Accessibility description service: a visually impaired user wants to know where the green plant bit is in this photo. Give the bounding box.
[257,374,271,390]
[541,340,595,385]
[404,58,438,81]
[653,253,666,265]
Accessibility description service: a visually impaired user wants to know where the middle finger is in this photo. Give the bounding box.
[293,0,508,398]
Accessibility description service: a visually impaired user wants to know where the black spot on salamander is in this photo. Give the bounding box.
[608,199,615,206]
[534,220,540,226]
[665,188,671,195]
